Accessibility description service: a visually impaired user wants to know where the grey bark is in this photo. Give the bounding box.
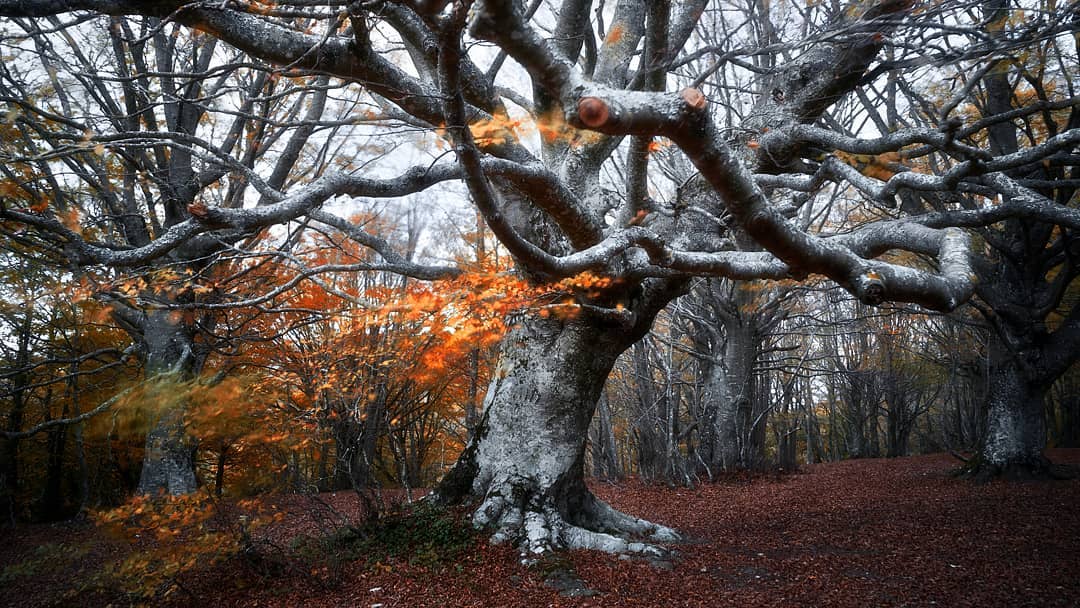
[699,353,736,473]
[689,279,785,472]
[3,0,1041,547]
[137,407,197,496]
[588,391,622,481]
[136,309,200,496]
[437,305,679,555]
[947,0,1080,478]
[974,337,1052,479]
[630,339,678,482]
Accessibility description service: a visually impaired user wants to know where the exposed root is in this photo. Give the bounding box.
[948,450,971,463]
[955,454,1076,482]
[578,494,680,543]
[471,487,678,560]
[560,522,666,556]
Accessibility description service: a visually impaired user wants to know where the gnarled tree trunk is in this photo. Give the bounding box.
[970,337,1052,480]
[436,310,678,556]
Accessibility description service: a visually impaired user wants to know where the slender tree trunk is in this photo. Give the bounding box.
[866,402,881,458]
[631,341,663,481]
[1058,389,1080,448]
[778,430,798,472]
[805,409,821,464]
[331,391,384,516]
[315,439,331,491]
[826,378,840,461]
[69,357,90,515]
[436,310,677,555]
[748,371,770,466]
[589,392,621,481]
[664,337,686,485]
[40,390,70,520]
[214,444,229,497]
[2,310,32,521]
[465,347,482,442]
[464,211,487,443]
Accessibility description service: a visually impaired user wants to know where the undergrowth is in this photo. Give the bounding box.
[2,498,478,603]
[292,501,477,578]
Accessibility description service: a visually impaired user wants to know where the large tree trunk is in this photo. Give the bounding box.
[137,310,199,496]
[137,408,197,495]
[971,338,1052,480]
[436,311,677,556]
[700,358,738,472]
[728,321,758,469]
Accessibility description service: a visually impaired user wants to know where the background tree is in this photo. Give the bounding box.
[852,0,1080,478]
[0,13,385,494]
[682,279,795,473]
[0,254,136,521]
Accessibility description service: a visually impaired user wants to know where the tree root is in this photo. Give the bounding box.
[955,454,1077,482]
[471,488,679,560]
[576,492,680,543]
[948,450,971,463]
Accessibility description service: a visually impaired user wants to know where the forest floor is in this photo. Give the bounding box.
[2,450,1079,607]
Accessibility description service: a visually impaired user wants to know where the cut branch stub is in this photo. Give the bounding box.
[577,97,611,128]
[680,87,707,110]
[186,201,226,228]
[855,270,886,305]
[187,202,211,220]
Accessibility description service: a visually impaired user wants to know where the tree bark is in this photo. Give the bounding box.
[700,357,738,472]
[588,392,622,481]
[136,309,199,496]
[436,310,677,556]
[137,407,196,495]
[330,390,384,517]
[2,308,32,522]
[728,319,759,469]
[970,337,1052,480]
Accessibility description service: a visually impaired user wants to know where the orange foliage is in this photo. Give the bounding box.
[606,24,625,45]
[189,222,633,492]
[835,150,904,181]
[95,490,283,598]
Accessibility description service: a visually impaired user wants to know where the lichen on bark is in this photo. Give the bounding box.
[435,308,679,557]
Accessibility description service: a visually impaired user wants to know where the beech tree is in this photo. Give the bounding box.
[0,14,373,494]
[875,0,1080,479]
[1,0,1077,556]
[682,278,795,473]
